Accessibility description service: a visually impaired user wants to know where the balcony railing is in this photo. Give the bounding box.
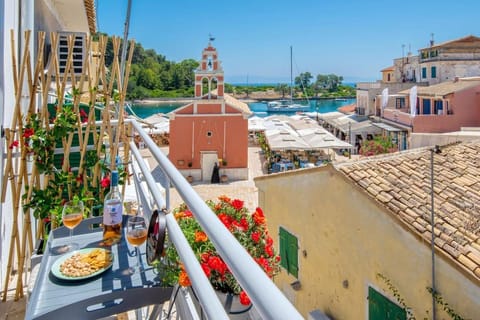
[127,119,303,319]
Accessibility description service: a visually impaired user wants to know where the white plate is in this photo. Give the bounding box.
[51,248,113,281]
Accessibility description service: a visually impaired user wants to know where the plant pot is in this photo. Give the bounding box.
[187,175,194,183]
[220,175,228,183]
[215,290,252,320]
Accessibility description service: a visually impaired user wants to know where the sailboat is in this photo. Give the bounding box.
[267,46,308,113]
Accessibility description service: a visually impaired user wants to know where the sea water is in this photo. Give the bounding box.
[129,99,356,119]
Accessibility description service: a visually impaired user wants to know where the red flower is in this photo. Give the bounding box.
[76,174,83,183]
[239,291,251,306]
[231,199,244,211]
[183,210,193,218]
[100,176,110,188]
[207,256,227,275]
[251,231,261,243]
[9,140,19,149]
[218,213,233,229]
[201,263,211,277]
[80,109,88,123]
[23,128,34,138]
[265,244,274,257]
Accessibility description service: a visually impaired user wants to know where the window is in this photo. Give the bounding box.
[58,32,85,75]
[422,67,427,79]
[279,227,298,277]
[395,98,405,109]
[431,66,437,78]
[368,286,406,320]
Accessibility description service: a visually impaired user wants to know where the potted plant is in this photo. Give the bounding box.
[162,195,280,316]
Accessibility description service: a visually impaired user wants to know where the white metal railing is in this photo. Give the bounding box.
[12,118,303,319]
[128,119,304,320]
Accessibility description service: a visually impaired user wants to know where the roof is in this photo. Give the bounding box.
[49,0,96,34]
[338,103,356,114]
[399,79,480,97]
[172,90,252,116]
[420,35,480,50]
[338,141,480,282]
[381,66,395,72]
[262,115,352,151]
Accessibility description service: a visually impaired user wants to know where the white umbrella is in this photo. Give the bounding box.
[381,88,389,109]
[410,86,417,117]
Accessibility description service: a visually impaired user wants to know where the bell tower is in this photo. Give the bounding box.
[194,37,224,99]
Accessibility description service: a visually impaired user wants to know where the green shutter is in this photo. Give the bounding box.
[279,227,299,277]
[279,227,288,270]
[431,66,436,78]
[368,287,406,320]
[422,67,427,78]
[288,234,298,277]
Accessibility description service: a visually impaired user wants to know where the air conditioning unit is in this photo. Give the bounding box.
[57,32,86,76]
[308,309,331,320]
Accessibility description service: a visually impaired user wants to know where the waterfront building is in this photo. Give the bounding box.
[255,141,480,319]
[354,35,480,151]
[168,43,252,182]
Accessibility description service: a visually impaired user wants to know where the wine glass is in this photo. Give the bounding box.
[126,215,148,274]
[61,200,84,252]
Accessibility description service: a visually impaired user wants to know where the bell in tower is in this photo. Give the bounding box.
[194,37,225,99]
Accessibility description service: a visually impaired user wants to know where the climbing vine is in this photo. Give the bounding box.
[426,287,466,320]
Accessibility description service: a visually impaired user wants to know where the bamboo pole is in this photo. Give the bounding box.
[2,30,31,301]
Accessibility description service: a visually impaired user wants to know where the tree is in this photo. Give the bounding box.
[315,74,343,91]
[295,72,313,90]
[276,83,289,98]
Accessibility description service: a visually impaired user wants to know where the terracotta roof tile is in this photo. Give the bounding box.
[337,141,480,281]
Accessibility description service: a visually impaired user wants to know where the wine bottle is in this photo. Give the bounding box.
[103,170,123,245]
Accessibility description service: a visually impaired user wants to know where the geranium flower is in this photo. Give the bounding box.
[163,195,280,298]
[239,290,251,306]
[23,128,34,138]
[9,140,19,149]
[100,176,110,188]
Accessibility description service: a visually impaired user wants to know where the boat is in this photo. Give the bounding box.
[267,99,307,113]
[267,46,309,113]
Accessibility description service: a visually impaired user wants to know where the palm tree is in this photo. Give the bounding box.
[276,83,289,98]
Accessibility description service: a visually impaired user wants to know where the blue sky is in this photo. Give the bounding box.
[96,0,480,84]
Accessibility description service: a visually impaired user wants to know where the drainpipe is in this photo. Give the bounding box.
[430,145,441,319]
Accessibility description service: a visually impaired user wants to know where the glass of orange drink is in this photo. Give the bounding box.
[62,200,84,251]
[126,215,148,274]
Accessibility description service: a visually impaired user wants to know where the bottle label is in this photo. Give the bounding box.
[103,203,123,225]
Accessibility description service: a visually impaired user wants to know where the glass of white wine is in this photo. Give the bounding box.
[62,200,84,252]
[126,215,148,274]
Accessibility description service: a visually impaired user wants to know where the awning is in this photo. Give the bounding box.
[372,122,403,132]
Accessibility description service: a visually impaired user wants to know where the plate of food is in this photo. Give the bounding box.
[51,248,114,281]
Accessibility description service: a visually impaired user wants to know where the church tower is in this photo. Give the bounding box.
[194,39,224,99]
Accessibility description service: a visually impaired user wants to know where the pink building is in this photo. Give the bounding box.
[169,43,252,182]
[382,78,480,133]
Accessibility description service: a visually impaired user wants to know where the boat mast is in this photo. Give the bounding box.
[290,45,293,101]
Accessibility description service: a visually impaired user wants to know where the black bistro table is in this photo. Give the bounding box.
[26,216,172,320]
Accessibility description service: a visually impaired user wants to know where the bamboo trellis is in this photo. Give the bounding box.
[1,30,135,301]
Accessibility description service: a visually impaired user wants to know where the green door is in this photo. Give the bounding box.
[368,287,406,320]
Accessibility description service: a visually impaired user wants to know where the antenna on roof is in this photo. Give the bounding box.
[430,33,435,47]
